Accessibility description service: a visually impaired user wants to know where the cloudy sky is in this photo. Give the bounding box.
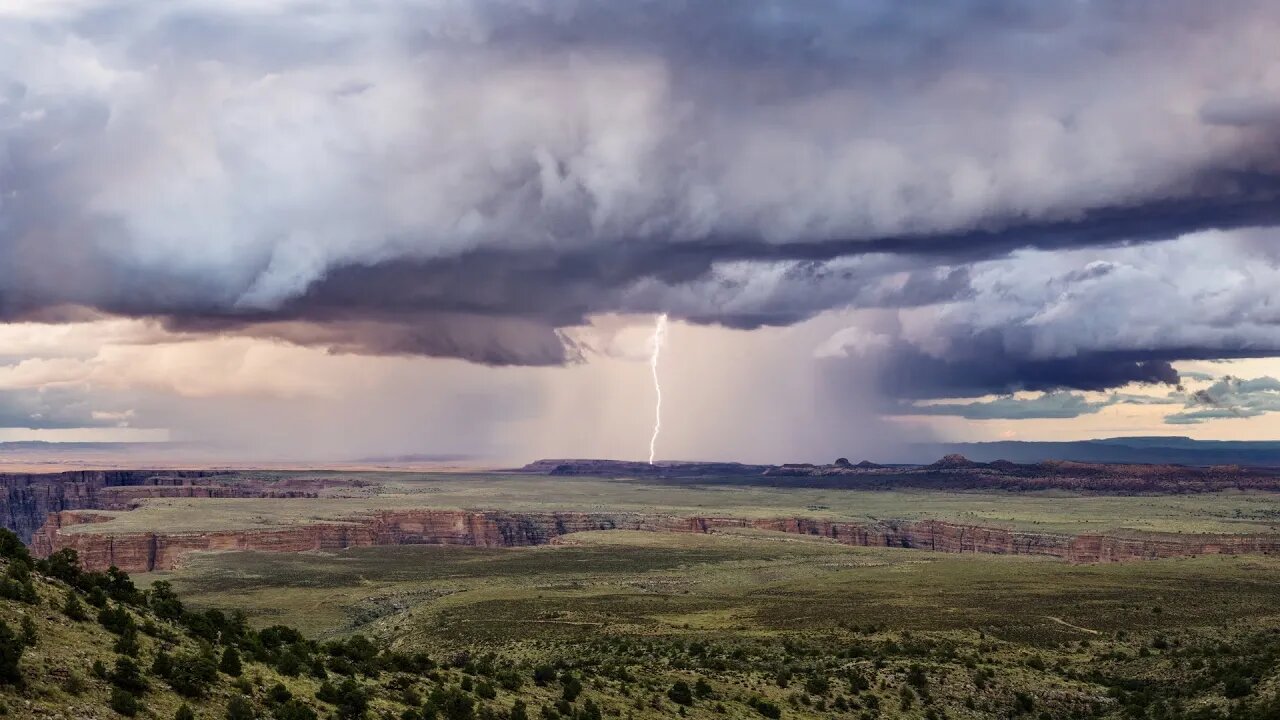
[4,0,1280,463]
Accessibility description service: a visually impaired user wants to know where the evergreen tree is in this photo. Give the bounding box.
[0,619,23,684]
[226,696,255,720]
[63,591,89,621]
[220,646,244,677]
[110,688,141,717]
[18,616,36,648]
[668,680,694,706]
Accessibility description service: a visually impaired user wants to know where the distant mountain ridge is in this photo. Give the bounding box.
[908,437,1280,466]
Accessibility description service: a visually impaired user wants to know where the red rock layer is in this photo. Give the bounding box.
[30,509,1280,573]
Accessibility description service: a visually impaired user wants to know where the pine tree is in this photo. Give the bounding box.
[0,619,23,684]
[220,646,243,677]
[63,591,89,621]
[19,616,37,647]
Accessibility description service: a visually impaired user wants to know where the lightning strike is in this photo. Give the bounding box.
[648,313,669,465]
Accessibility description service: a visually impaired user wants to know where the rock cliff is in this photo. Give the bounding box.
[31,508,1280,573]
[0,470,236,543]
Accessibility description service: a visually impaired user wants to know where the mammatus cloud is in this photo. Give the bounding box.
[5,1,1280,366]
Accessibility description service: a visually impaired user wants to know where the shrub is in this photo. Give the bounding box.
[98,604,136,635]
[175,705,196,720]
[746,697,782,719]
[110,688,141,717]
[560,674,582,702]
[226,696,255,720]
[533,665,556,686]
[167,649,219,698]
[275,700,319,720]
[18,617,36,648]
[0,620,23,684]
[220,646,243,677]
[149,581,185,620]
[805,675,830,696]
[63,591,89,621]
[114,626,141,657]
[668,680,694,706]
[0,530,31,566]
[110,657,148,694]
[39,548,82,584]
[427,685,474,720]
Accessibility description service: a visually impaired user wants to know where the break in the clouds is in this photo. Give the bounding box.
[5,0,1280,370]
[1168,376,1280,425]
[814,235,1280,400]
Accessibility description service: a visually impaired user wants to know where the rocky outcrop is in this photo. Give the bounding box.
[32,508,1280,573]
[0,469,353,545]
[0,470,235,543]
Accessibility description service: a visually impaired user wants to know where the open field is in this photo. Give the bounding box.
[59,471,1280,536]
[151,529,1280,642]
[144,529,1280,719]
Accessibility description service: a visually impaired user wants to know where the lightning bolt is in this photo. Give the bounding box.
[648,313,668,465]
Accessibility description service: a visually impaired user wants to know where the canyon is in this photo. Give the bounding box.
[0,469,342,543]
[31,506,1280,573]
[10,464,1280,574]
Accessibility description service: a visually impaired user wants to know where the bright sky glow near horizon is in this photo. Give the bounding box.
[4,2,1280,463]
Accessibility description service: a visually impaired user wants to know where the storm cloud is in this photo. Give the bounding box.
[5,0,1280,381]
[815,235,1280,398]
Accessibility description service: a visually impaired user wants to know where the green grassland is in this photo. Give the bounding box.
[63,471,1280,536]
[24,472,1280,718]
[138,529,1280,719]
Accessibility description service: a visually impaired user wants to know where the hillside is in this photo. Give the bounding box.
[5,526,1280,719]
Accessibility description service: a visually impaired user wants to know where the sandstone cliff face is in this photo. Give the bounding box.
[0,470,227,543]
[32,509,1280,573]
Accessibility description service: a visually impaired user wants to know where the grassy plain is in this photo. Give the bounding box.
[147,529,1280,718]
[58,471,1280,717]
[65,471,1280,536]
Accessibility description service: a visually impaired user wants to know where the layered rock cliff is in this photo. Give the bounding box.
[0,470,236,543]
[32,508,1280,573]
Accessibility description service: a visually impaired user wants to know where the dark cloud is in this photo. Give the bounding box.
[876,345,1185,399]
[817,237,1280,398]
[4,0,1280,372]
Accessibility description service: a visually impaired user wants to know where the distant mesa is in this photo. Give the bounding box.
[517,455,1280,494]
[517,459,773,477]
[929,453,981,469]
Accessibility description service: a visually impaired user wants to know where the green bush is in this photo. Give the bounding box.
[110,688,141,717]
[668,680,694,706]
[0,620,23,684]
[63,591,89,621]
[226,696,255,720]
[220,646,243,677]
